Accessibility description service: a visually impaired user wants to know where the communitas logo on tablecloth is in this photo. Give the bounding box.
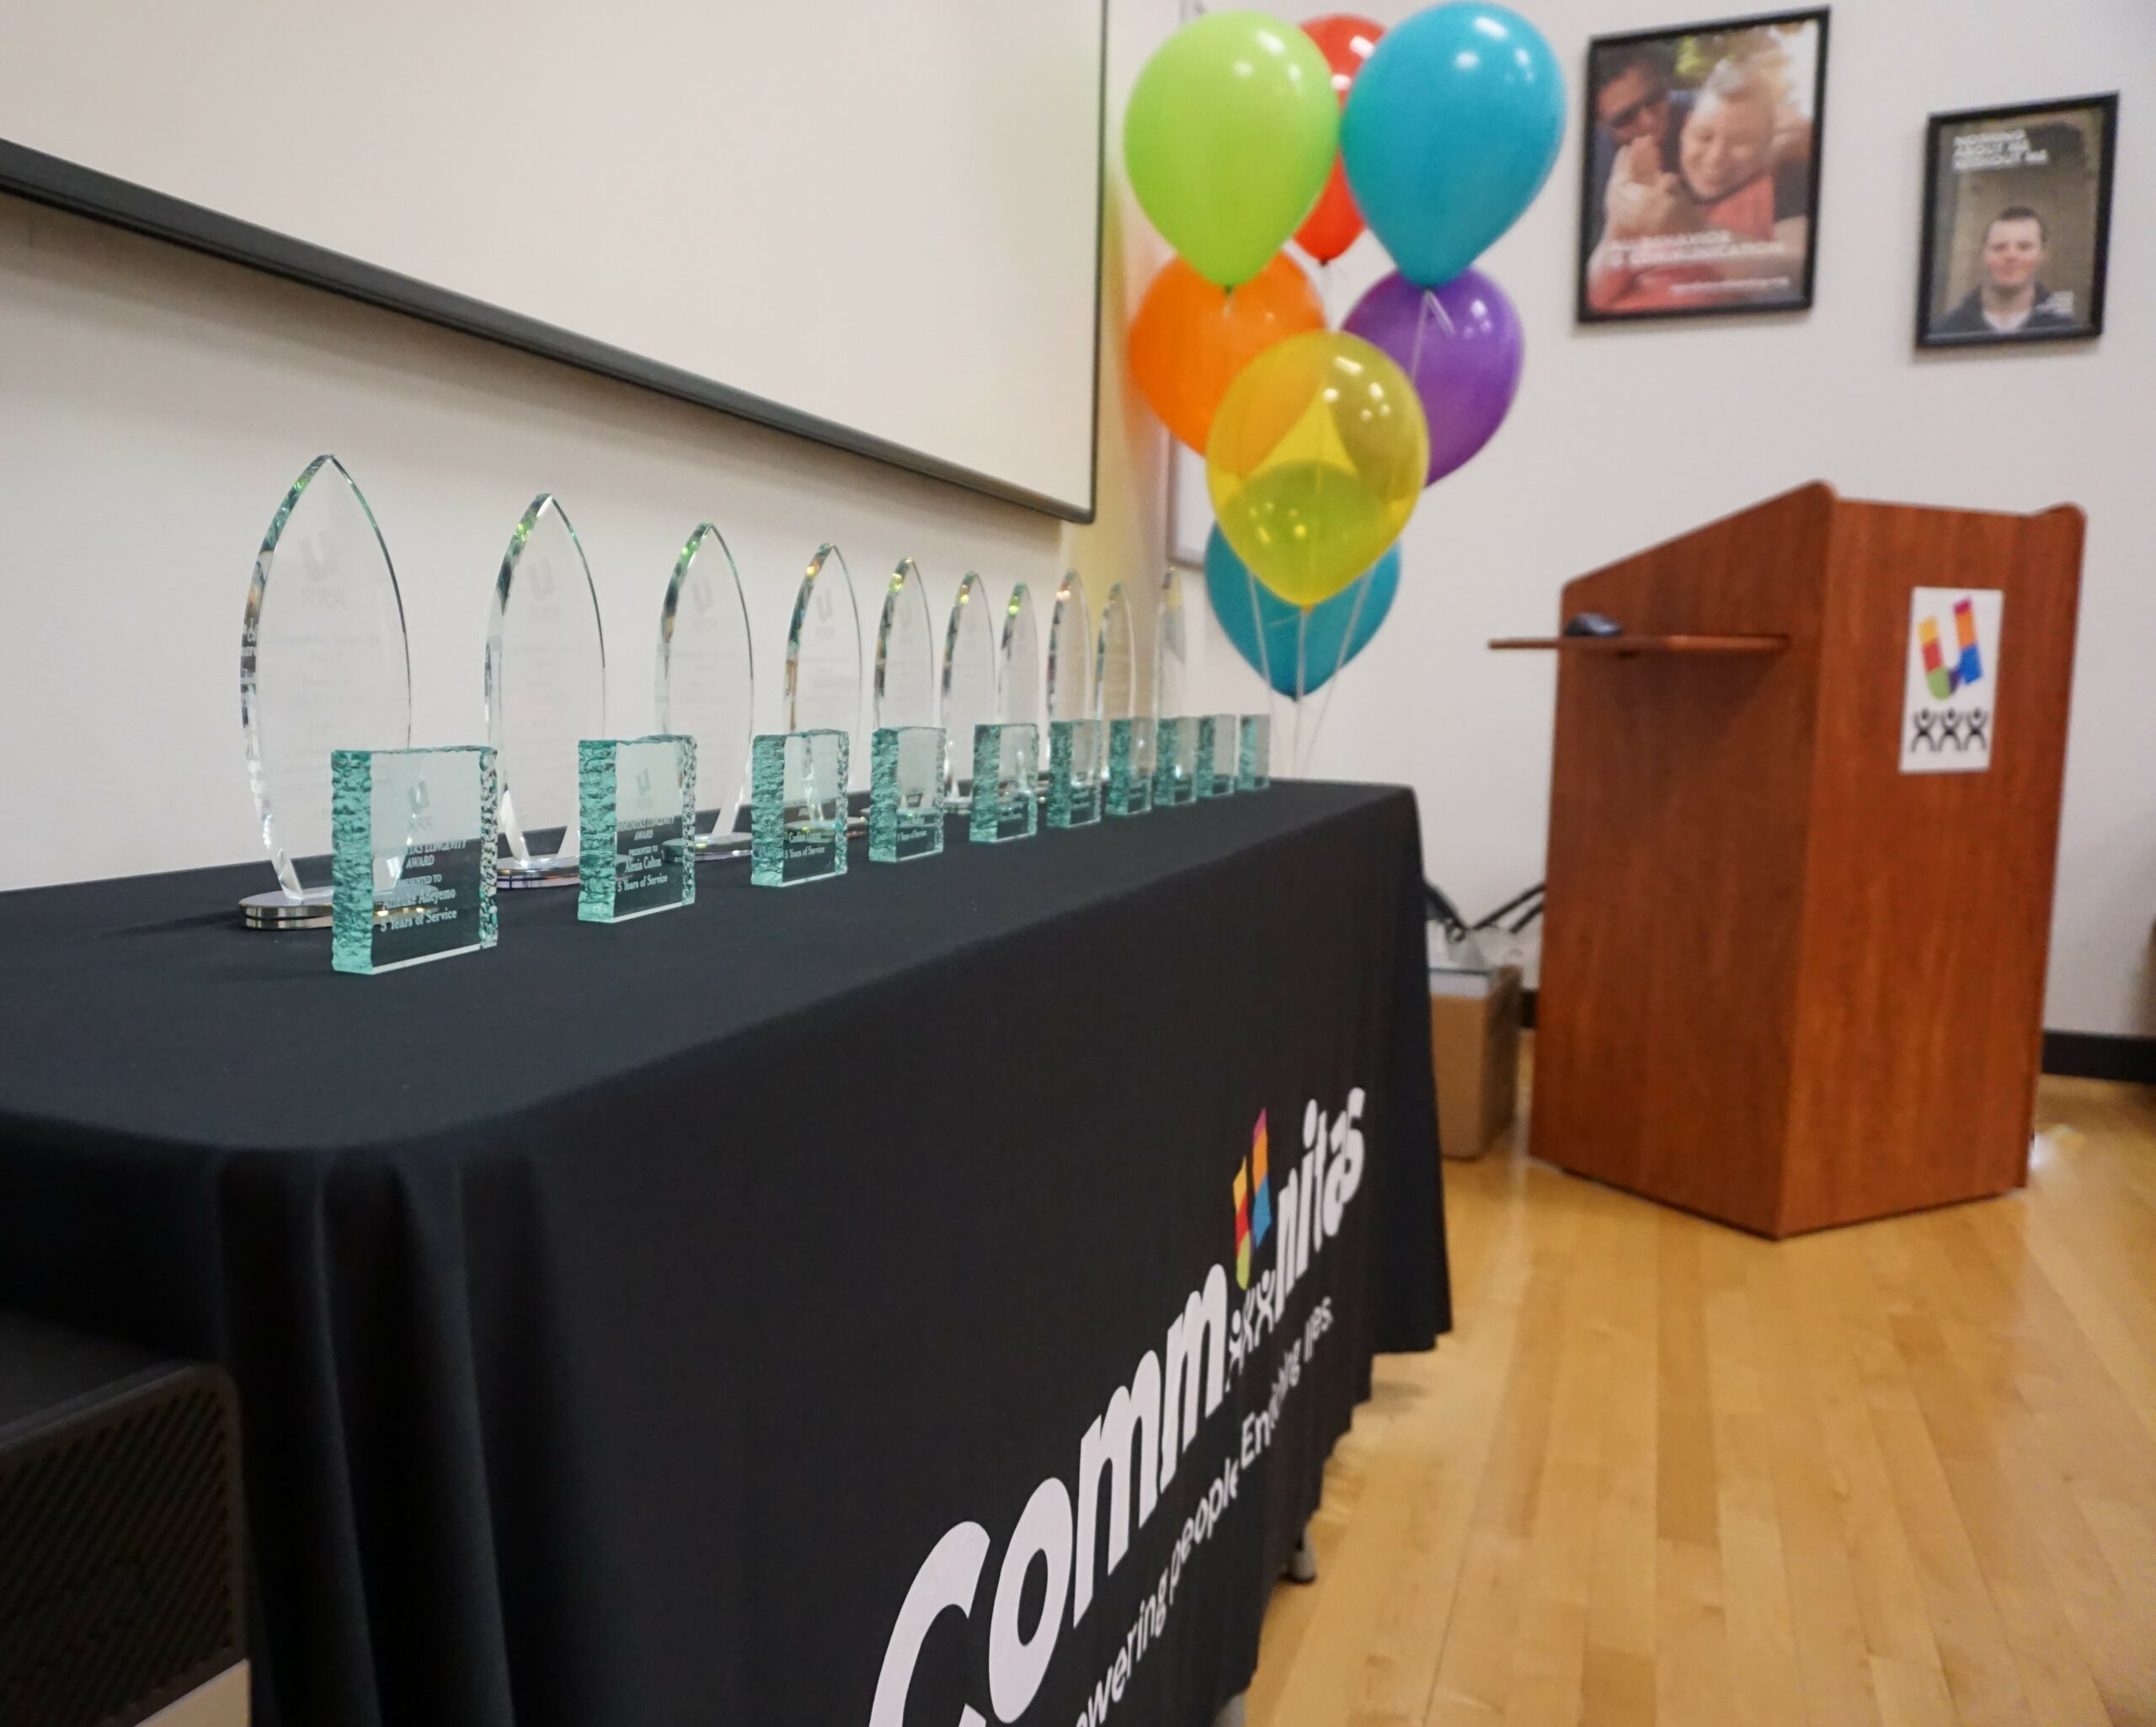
[1901,587,2003,774]
[867,1088,1369,1727]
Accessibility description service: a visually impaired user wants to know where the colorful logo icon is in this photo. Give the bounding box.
[1918,596,1984,701]
[1233,1111,1273,1289]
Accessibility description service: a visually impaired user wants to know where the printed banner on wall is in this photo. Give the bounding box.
[1900,587,2003,774]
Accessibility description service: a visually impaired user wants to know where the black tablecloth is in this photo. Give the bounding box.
[0,782,1448,1727]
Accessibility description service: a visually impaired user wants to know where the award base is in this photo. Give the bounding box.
[1152,717,1196,808]
[1238,714,1273,792]
[239,887,333,930]
[969,723,1038,844]
[1195,714,1239,800]
[1107,717,1154,817]
[871,726,947,863]
[577,736,697,924]
[331,745,499,975]
[751,730,851,887]
[692,830,755,862]
[1047,719,1103,829]
[497,852,579,889]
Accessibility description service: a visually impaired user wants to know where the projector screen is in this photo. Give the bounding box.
[0,2,1106,520]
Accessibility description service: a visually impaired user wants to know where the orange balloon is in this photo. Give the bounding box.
[1129,253,1325,455]
[1294,14,1384,264]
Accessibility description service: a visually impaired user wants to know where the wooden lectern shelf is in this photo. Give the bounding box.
[1488,634,1787,655]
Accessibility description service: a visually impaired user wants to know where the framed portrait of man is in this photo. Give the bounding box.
[1916,94,2117,349]
[1577,9,1830,324]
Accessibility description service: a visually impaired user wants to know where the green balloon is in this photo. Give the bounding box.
[1123,12,1339,290]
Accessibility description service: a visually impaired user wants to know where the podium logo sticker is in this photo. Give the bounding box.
[1901,588,2003,775]
[1233,1111,1273,1289]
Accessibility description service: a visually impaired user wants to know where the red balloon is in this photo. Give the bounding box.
[1294,14,1384,264]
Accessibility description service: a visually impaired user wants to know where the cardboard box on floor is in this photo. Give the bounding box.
[1429,964,1522,1159]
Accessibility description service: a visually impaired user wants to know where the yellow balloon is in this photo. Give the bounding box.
[1205,331,1428,608]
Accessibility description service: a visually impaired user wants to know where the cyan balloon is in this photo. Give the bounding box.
[1340,3,1565,286]
[1205,527,1399,697]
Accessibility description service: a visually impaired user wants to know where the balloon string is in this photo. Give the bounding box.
[1292,609,1310,776]
[1409,289,1452,381]
[1245,565,1273,701]
[1302,568,1373,771]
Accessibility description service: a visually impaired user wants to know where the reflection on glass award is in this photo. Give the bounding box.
[750,729,849,886]
[870,558,947,862]
[1238,715,1273,792]
[486,495,607,883]
[998,583,1042,733]
[330,746,496,974]
[1045,569,1102,828]
[578,735,696,923]
[240,455,412,927]
[786,544,864,760]
[871,726,946,863]
[655,523,755,860]
[941,572,999,807]
[1196,714,1240,799]
[1152,568,1195,808]
[969,724,1038,844]
[1097,581,1152,818]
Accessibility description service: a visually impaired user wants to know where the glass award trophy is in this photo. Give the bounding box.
[486,495,607,886]
[941,571,999,808]
[578,735,696,922]
[1098,582,1152,817]
[330,745,497,974]
[655,523,755,861]
[1238,715,1273,792]
[1152,569,1196,808]
[999,583,1043,733]
[1045,571,1102,829]
[870,557,945,863]
[750,730,849,886]
[969,723,1038,844]
[1196,714,1240,799]
[239,455,413,928]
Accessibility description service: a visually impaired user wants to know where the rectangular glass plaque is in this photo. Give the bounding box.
[1106,717,1154,817]
[751,729,850,886]
[1195,714,1239,800]
[870,725,946,863]
[969,722,1038,844]
[1153,716,1196,808]
[1238,715,1272,792]
[1047,718,1103,829]
[331,745,498,975]
[577,735,696,923]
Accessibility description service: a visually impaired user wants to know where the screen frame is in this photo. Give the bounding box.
[0,1,1107,524]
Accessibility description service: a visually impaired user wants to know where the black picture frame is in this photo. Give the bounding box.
[1915,93,2118,350]
[1576,7,1831,326]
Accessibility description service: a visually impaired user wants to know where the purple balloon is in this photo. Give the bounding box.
[1342,268,1523,487]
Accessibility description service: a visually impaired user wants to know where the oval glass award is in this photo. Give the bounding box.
[874,557,938,732]
[1153,568,1195,807]
[486,494,608,877]
[240,454,412,921]
[941,571,999,803]
[1097,581,1153,818]
[785,544,864,765]
[655,523,755,851]
[998,582,1042,732]
[1046,570,1093,724]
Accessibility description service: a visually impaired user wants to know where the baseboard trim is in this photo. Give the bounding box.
[2042,1030,2156,1084]
[1520,991,2152,1084]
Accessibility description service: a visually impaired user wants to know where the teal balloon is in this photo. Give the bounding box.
[1340,3,1565,286]
[1205,527,1399,697]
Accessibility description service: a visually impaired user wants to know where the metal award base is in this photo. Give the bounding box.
[497,853,580,891]
[239,888,334,930]
[692,830,755,863]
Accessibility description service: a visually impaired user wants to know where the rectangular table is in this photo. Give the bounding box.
[0,781,1449,1727]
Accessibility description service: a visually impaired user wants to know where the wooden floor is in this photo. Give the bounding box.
[1248,1059,2156,1727]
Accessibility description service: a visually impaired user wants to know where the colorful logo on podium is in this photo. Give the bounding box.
[1232,1111,1274,1289]
[1917,596,1984,700]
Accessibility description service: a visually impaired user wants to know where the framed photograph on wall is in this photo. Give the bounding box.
[1577,9,1829,324]
[1916,94,2117,349]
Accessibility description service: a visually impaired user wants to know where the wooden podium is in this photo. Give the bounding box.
[1497,484,2084,1237]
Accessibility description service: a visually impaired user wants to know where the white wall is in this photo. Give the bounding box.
[1174,0,2156,1038]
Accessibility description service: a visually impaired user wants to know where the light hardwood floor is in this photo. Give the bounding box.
[1249,1058,2156,1727]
